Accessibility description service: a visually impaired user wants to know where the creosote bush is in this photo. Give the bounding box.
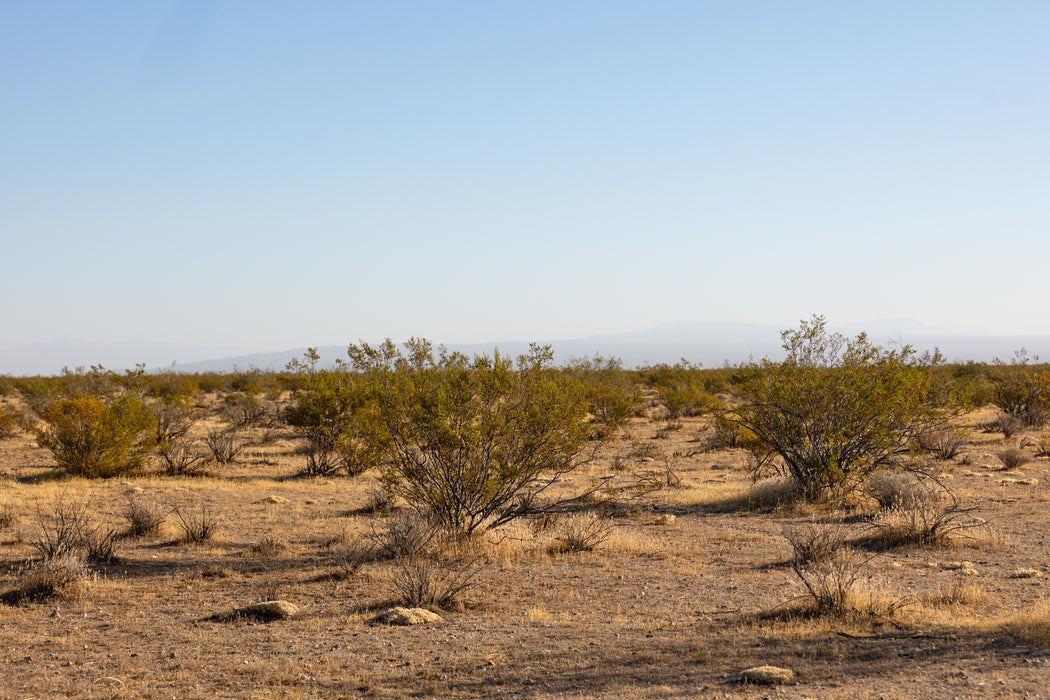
[30,367,156,478]
[991,350,1050,429]
[564,354,643,436]
[720,316,947,501]
[349,339,600,538]
[642,360,710,419]
[283,349,386,477]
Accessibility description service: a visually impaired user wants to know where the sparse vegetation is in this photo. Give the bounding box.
[283,348,385,477]
[2,337,1050,696]
[30,367,157,478]
[349,339,601,537]
[720,316,947,500]
[173,505,219,543]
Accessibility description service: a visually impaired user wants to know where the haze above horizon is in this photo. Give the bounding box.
[3,2,1049,352]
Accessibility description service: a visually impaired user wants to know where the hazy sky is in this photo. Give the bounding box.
[3,1,1048,352]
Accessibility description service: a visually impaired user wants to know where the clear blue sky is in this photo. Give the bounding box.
[3,1,1048,352]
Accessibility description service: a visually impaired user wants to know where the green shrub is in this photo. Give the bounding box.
[991,351,1050,429]
[0,402,24,439]
[283,349,385,477]
[720,316,945,500]
[349,339,598,537]
[564,354,643,435]
[642,361,710,419]
[31,368,156,478]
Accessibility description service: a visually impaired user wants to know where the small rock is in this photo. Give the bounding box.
[740,665,795,684]
[371,607,442,626]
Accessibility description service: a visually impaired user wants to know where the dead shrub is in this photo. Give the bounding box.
[790,545,872,615]
[332,539,379,579]
[783,523,850,565]
[551,512,612,554]
[83,525,121,564]
[158,440,208,476]
[373,513,438,560]
[31,494,91,561]
[984,413,1024,439]
[919,427,967,461]
[1,555,86,604]
[361,487,394,516]
[997,448,1030,470]
[204,428,245,465]
[122,496,168,537]
[174,505,219,543]
[390,551,482,610]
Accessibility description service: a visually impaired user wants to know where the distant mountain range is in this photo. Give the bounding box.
[2,321,1049,376]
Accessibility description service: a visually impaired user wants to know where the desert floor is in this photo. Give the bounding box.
[1,401,1049,699]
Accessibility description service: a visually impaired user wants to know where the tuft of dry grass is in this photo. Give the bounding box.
[1003,601,1050,646]
[550,512,612,554]
[925,578,988,606]
[173,505,220,543]
[783,523,849,565]
[998,448,1031,470]
[1,555,86,604]
[121,495,168,537]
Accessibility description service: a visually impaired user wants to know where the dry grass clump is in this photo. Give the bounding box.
[122,495,168,537]
[925,578,988,606]
[743,477,804,511]
[861,475,984,549]
[0,503,17,530]
[1035,434,1050,458]
[550,512,612,554]
[0,555,86,604]
[238,600,299,620]
[783,523,849,565]
[247,533,286,557]
[1008,568,1043,579]
[1002,601,1050,646]
[173,505,220,543]
[865,501,981,548]
[389,553,482,610]
[864,470,934,510]
[920,427,968,461]
[739,665,795,685]
[997,448,1031,470]
[371,607,442,626]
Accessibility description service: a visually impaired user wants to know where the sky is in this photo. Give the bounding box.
[3,1,1049,353]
